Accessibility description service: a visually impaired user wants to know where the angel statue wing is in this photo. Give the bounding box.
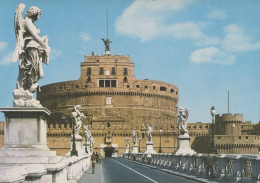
[184,107,189,121]
[151,125,154,131]
[12,3,25,63]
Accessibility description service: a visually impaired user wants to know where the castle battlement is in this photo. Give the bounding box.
[215,113,243,123]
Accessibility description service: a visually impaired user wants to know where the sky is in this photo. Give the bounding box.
[0,0,259,123]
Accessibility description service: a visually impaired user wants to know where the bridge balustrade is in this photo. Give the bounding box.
[123,153,260,182]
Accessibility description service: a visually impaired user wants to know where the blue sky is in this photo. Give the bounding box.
[0,0,259,123]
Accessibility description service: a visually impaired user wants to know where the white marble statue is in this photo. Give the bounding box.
[132,130,137,145]
[83,125,91,142]
[71,105,84,138]
[146,124,154,143]
[125,137,130,147]
[178,107,189,136]
[12,4,51,107]
[89,135,94,153]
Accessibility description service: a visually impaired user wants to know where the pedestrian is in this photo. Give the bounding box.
[95,152,99,164]
[91,152,97,174]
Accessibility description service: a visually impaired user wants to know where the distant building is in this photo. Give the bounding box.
[0,52,259,156]
[214,114,260,154]
[36,53,179,156]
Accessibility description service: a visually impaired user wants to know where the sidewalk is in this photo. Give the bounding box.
[78,163,105,183]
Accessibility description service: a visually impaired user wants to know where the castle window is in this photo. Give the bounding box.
[111,80,116,87]
[124,77,128,82]
[99,67,104,75]
[142,133,145,139]
[160,86,167,91]
[123,68,128,75]
[218,137,221,139]
[99,80,104,87]
[85,85,88,88]
[170,89,174,93]
[144,86,148,89]
[239,136,241,139]
[136,85,140,88]
[105,80,110,87]
[107,123,110,128]
[87,67,91,75]
[153,86,156,90]
[246,136,248,139]
[99,79,117,88]
[75,85,79,88]
[127,85,130,88]
[112,67,116,75]
[87,76,91,82]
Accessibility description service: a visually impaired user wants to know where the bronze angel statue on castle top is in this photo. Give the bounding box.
[13,3,50,93]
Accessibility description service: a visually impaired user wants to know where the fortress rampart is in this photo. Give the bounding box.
[215,113,243,136]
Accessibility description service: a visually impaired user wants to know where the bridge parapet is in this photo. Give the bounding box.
[124,153,260,182]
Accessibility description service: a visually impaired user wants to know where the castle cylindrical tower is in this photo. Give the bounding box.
[215,113,243,136]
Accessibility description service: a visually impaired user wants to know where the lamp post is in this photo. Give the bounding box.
[210,106,217,154]
[139,137,141,153]
[70,119,78,156]
[158,128,162,153]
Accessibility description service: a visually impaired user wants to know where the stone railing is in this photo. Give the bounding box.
[124,153,260,183]
[0,154,91,183]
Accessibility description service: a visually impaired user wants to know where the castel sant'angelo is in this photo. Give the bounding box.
[0,40,259,157]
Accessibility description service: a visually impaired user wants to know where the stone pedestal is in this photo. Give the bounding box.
[175,135,196,154]
[0,107,61,164]
[105,50,110,55]
[144,142,156,154]
[71,136,85,156]
[132,144,138,154]
[125,146,130,153]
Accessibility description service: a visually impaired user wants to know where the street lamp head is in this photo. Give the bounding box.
[210,106,216,116]
[159,128,162,133]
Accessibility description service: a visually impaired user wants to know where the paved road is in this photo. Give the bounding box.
[101,158,198,183]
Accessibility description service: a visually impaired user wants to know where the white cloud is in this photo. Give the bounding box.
[169,22,220,46]
[115,0,194,42]
[190,47,235,65]
[80,32,91,42]
[50,48,62,60]
[115,0,218,46]
[0,42,7,52]
[0,52,13,66]
[222,24,260,52]
[207,9,227,20]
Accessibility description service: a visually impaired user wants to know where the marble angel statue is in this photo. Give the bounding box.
[89,136,94,153]
[178,107,189,136]
[132,130,137,145]
[71,105,84,138]
[146,124,154,143]
[83,125,91,142]
[13,4,50,93]
[125,137,130,147]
